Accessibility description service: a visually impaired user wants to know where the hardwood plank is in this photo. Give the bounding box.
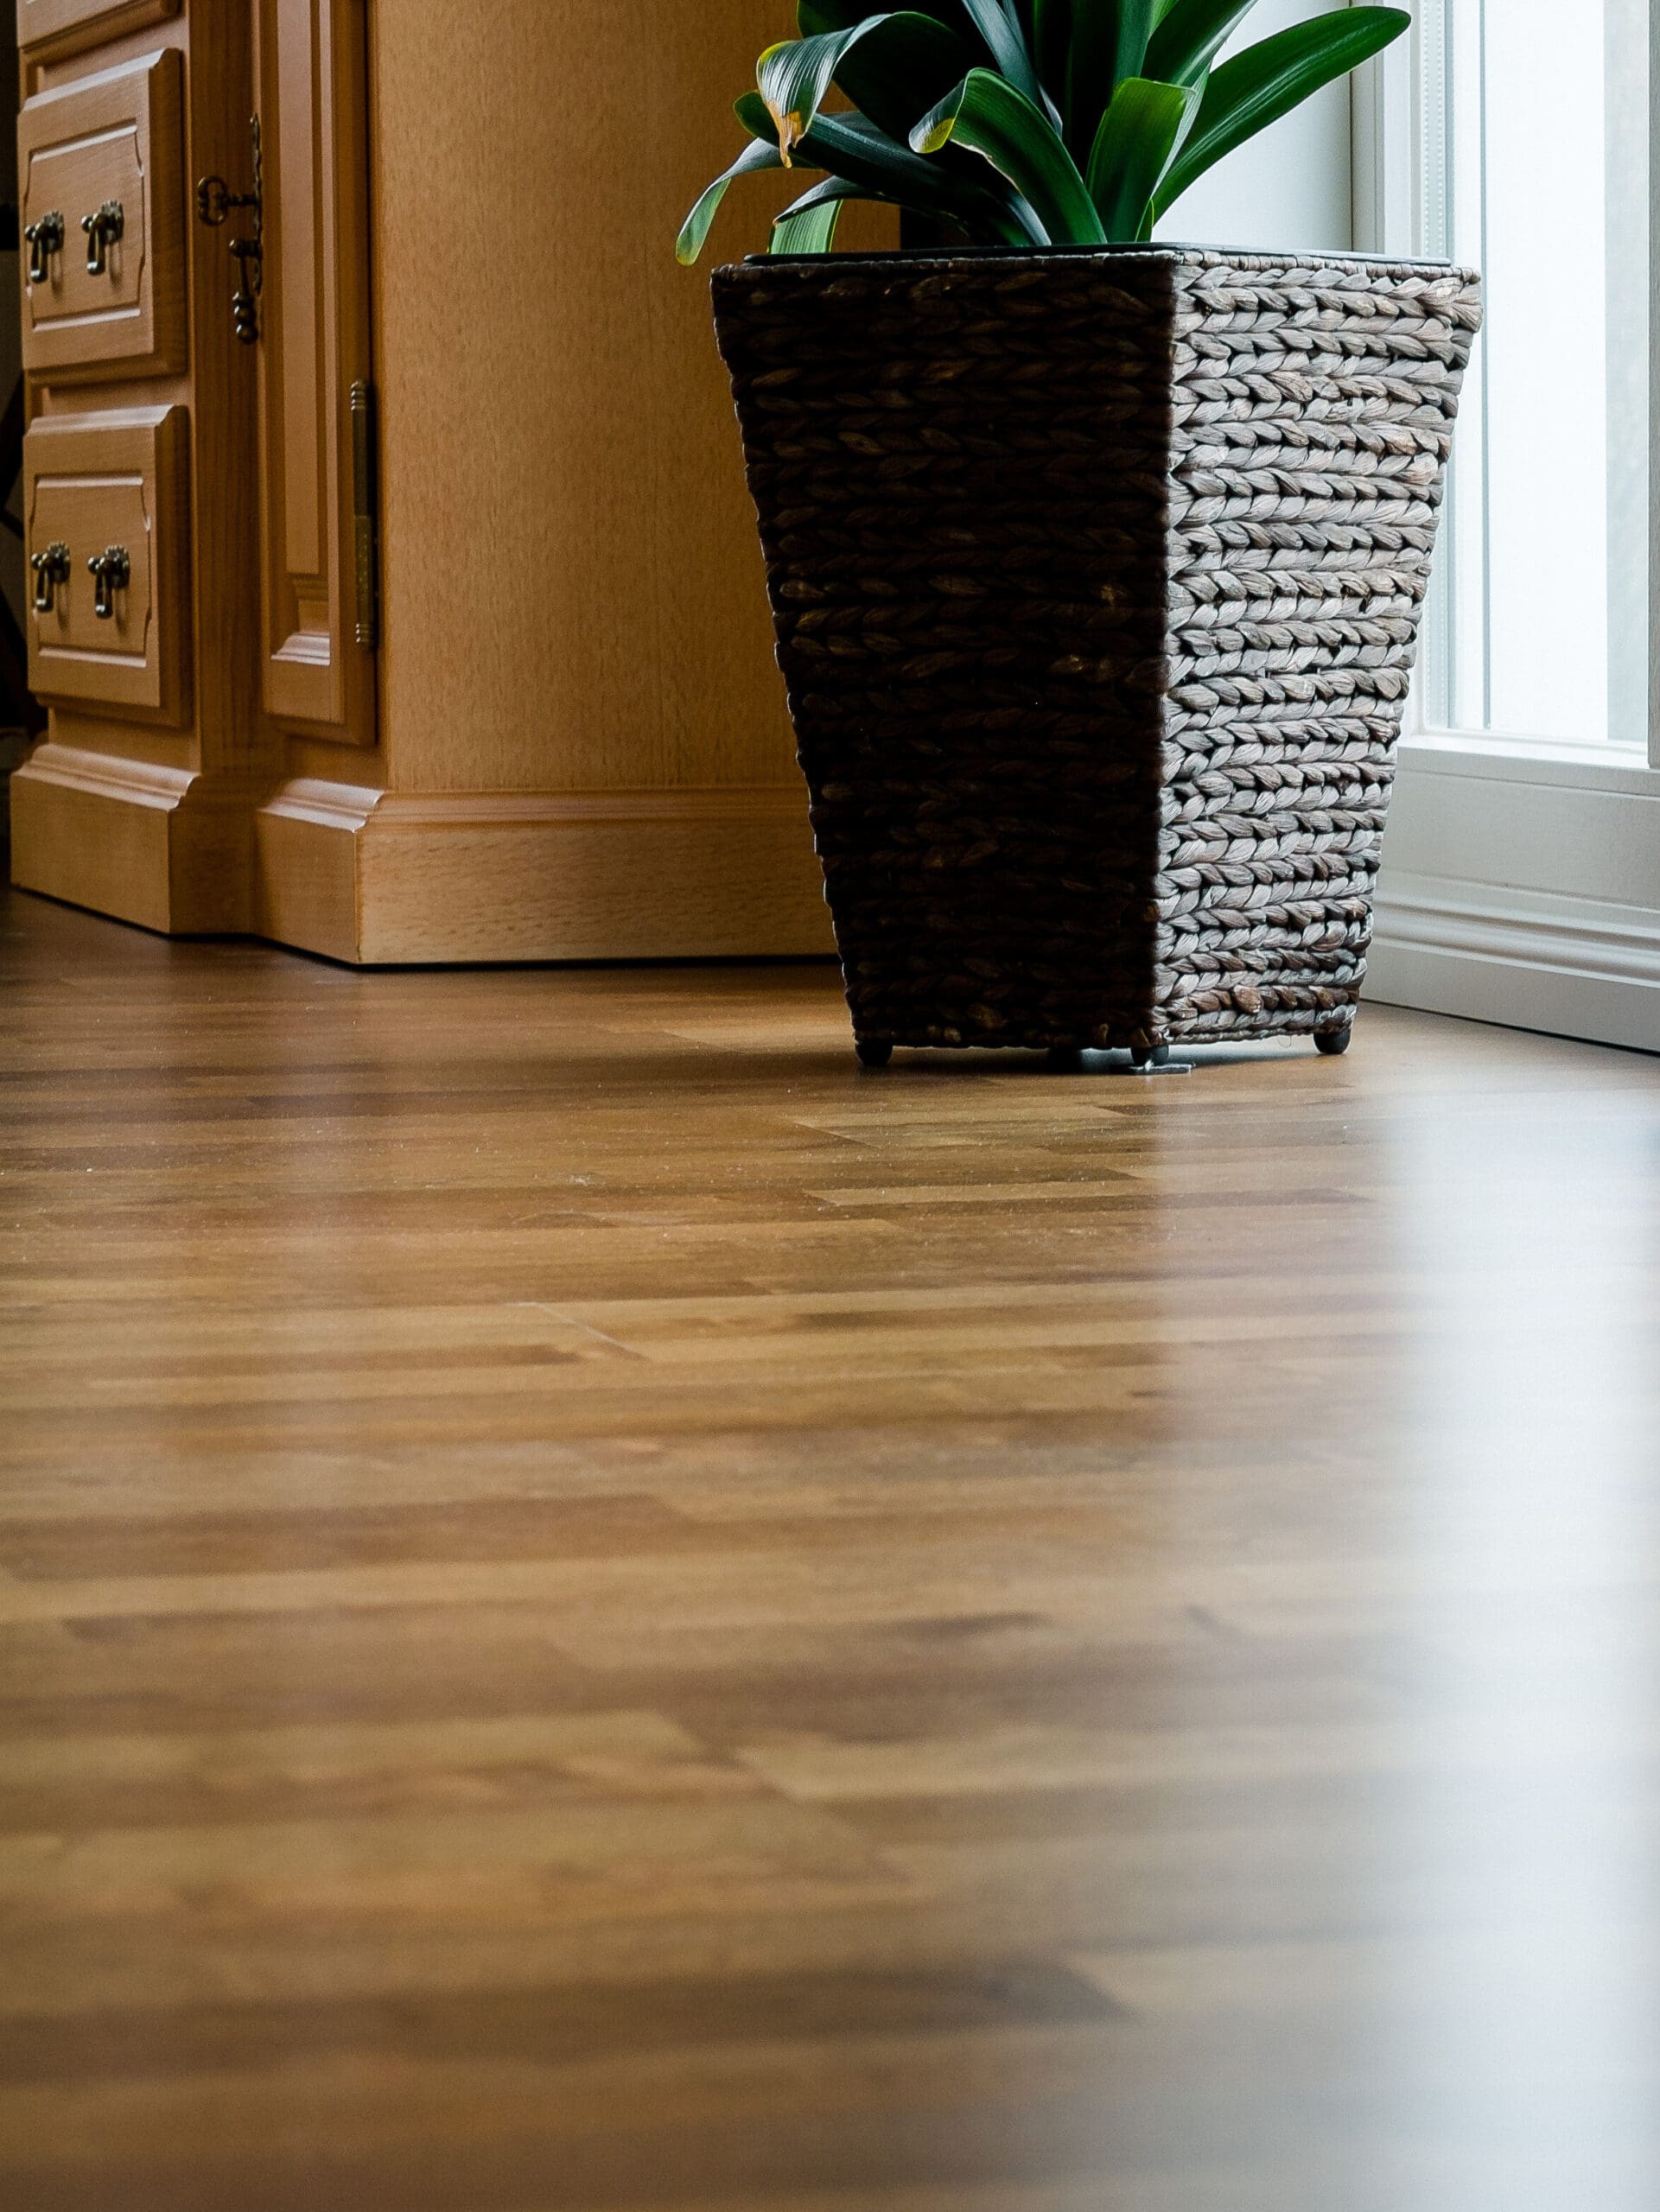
[1,881,1658,2208]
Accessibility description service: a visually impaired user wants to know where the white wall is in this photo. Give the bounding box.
[1152,0,1355,254]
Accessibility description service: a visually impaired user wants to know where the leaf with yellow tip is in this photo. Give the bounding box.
[912,67,1103,240]
[758,15,970,166]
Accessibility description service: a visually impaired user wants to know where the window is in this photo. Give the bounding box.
[1362,0,1653,757]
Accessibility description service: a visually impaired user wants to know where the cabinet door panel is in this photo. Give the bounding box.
[25,405,191,722]
[18,48,187,383]
[255,0,376,746]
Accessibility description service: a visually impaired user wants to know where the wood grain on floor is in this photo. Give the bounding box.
[1,882,1657,2212]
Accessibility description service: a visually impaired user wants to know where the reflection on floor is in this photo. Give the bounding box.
[2,880,1657,2212]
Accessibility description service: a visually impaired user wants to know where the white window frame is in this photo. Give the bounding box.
[1352,0,1660,1053]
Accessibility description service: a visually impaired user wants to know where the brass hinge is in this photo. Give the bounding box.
[350,378,380,652]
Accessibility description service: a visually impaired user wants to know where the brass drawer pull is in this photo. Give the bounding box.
[30,542,71,613]
[81,199,124,277]
[87,545,130,620]
[24,210,64,285]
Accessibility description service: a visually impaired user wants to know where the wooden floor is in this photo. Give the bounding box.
[2,879,1658,2212]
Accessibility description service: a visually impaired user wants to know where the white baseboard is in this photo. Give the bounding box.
[1364,741,1660,1054]
[1368,872,1660,1053]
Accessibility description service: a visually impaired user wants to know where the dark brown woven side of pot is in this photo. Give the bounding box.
[712,247,1482,1051]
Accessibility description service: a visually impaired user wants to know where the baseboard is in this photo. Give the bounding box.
[252,778,380,962]
[9,742,254,934]
[1367,870,1660,1053]
[253,780,837,963]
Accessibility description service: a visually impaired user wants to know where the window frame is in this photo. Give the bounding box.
[1353,0,1660,1056]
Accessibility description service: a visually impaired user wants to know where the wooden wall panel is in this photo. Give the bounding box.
[367,0,896,798]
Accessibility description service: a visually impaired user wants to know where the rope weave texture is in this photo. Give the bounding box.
[713,248,1482,1048]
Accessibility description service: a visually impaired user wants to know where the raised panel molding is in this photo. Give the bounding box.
[17,47,187,382]
[253,0,376,745]
[23,405,193,724]
[16,0,179,59]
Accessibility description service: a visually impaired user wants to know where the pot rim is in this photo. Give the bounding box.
[738,239,1460,272]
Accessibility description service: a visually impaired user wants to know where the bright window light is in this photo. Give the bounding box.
[1420,0,1650,748]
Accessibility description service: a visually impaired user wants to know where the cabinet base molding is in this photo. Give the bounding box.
[252,781,836,964]
[9,743,254,936]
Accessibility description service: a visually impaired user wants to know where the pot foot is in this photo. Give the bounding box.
[1314,1028,1353,1058]
[855,1039,893,1070]
[1129,1044,1171,1071]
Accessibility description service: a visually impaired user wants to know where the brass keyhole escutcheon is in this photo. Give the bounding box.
[196,114,264,345]
[24,210,64,286]
[30,542,71,614]
[86,545,130,620]
[81,199,124,277]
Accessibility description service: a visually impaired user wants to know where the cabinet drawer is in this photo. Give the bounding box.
[16,0,180,60]
[25,406,192,722]
[18,48,186,381]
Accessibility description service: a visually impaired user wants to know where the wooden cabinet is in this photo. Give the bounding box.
[10,0,836,962]
[10,0,258,934]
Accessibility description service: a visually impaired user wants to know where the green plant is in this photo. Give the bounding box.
[677,1,1408,264]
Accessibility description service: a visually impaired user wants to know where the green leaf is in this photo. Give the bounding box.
[1156,7,1409,212]
[1066,0,1160,152]
[676,133,783,264]
[771,190,849,253]
[796,0,1052,105]
[768,175,923,253]
[913,67,1103,242]
[796,0,995,54]
[957,0,1046,106]
[772,201,844,252]
[760,14,967,163]
[1142,0,1259,90]
[1086,74,1199,240]
[814,105,1048,242]
[732,82,1045,250]
[798,0,976,140]
[1032,0,1071,98]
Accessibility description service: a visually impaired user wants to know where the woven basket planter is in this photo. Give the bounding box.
[712,246,1482,1062]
